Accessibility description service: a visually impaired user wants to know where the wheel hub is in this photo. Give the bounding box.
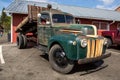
[54,51,68,68]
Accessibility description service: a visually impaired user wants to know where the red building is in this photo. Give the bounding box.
[5,0,120,43]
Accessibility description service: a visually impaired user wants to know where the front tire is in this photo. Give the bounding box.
[49,44,74,74]
[106,38,112,48]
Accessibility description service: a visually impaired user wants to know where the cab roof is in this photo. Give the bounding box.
[41,9,73,16]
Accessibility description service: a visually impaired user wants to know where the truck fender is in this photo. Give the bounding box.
[48,39,75,60]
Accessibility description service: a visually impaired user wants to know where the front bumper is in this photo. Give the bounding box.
[78,53,111,64]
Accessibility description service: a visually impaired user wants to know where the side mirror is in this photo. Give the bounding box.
[46,21,51,25]
[37,13,41,18]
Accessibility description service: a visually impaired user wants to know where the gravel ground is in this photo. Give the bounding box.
[0,33,9,44]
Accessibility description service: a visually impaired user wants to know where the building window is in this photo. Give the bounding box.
[101,22,108,30]
[92,21,99,29]
[92,21,109,30]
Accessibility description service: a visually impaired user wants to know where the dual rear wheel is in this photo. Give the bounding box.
[17,34,27,49]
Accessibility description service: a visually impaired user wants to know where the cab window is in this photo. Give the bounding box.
[82,26,94,35]
[65,15,74,24]
[52,14,65,23]
[40,13,50,24]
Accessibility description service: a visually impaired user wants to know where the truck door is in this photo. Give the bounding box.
[37,13,53,45]
[115,28,120,44]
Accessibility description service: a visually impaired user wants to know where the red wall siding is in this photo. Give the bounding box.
[80,18,92,24]
[12,13,27,43]
[79,18,111,24]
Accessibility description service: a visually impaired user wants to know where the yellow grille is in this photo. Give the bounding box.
[87,39,104,58]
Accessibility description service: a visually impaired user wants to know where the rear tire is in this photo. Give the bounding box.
[49,44,74,74]
[22,35,27,48]
[17,34,24,49]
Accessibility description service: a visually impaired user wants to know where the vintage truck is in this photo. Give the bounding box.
[102,29,120,48]
[16,5,111,73]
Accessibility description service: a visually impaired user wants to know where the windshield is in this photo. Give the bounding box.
[81,26,94,35]
[52,14,65,23]
[66,15,74,24]
[52,14,74,23]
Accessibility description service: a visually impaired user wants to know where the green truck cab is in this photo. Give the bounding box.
[37,9,111,73]
[16,5,111,73]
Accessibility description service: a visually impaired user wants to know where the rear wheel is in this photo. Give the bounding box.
[49,44,74,74]
[17,34,24,49]
[22,35,27,48]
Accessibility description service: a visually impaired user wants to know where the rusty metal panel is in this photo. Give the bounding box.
[28,5,41,22]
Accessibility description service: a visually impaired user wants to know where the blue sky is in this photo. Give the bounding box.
[0,0,120,14]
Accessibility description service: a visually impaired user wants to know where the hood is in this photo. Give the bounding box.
[55,24,98,38]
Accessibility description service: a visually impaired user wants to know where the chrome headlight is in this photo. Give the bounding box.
[104,38,108,45]
[81,39,87,48]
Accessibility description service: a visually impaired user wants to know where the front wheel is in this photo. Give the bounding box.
[106,38,112,48]
[49,44,74,74]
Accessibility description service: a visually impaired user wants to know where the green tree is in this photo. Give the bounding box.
[0,8,11,32]
[0,8,7,25]
[3,16,11,32]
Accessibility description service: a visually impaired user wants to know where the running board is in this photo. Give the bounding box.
[35,44,48,54]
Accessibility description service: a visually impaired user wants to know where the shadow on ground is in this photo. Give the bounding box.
[110,45,120,50]
[39,53,108,75]
[72,60,108,75]
[0,68,3,71]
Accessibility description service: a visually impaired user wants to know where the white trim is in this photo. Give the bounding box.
[107,23,110,30]
[86,25,98,37]
[11,14,13,43]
